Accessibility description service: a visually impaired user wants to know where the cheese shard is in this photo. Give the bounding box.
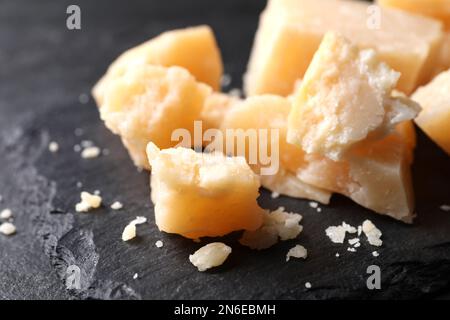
[99,65,210,169]
[287,32,421,161]
[412,69,450,155]
[189,243,232,272]
[93,25,222,105]
[221,95,332,204]
[244,0,443,96]
[146,143,264,239]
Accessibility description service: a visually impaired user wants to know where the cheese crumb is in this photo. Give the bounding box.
[0,222,16,235]
[75,191,102,212]
[48,141,59,153]
[325,222,357,244]
[0,209,12,220]
[189,242,232,272]
[309,201,318,209]
[81,146,101,159]
[372,251,380,257]
[316,207,322,213]
[357,225,363,236]
[133,273,138,279]
[271,192,280,199]
[335,253,340,258]
[122,224,136,241]
[111,201,123,210]
[286,245,308,262]
[239,207,303,250]
[305,282,312,289]
[155,240,163,248]
[362,220,383,247]
[347,247,356,252]
[348,238,360,245]
[440,205,450,212]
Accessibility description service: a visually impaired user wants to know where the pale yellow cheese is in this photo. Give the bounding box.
[244,0,443,96]
[412,69,450,155]
[200,92,240,131]
[93,25,223,106]
[100,65,210,169]
[146,143,264,239]
[287,32,421,161]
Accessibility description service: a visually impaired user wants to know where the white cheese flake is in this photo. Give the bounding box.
[440,205,450,212]
[357,225,363,236]
[189,242,232,272]
[372,251,380,257]
[286,245,308,262]
[0,208,12,220]
[316,207,322,213]
[348,238,360,245]
[335,253,340,258]
[325,222,358,244]
[0,222,16,235]
[362,220,383,247]
[309,201,318,209]
[48,141,59,153]
[155,240,163,248]
[121,224,136,241]
[111,201,123,210]
[75,191,102,212]
[347,247,357,252]
[305,282,312,289]
[81,146,101,159]
[133,273,138,280]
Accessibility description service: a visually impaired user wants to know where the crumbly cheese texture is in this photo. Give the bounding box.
[362,220,383,247]
[221,95,332,204]
[244,0,443,96]
[146,143,264,239]
[325,222,357,244]
[0,208,12,219]
[189,242,232,272]
[239,207,303,250]
[0,222,16,236]
[75,191,102,212]
[286,245,308,262]
[412,69,450,155]
[201,92,240,131]
[99,65,210,169]
[93,25,223,106]
[287,32,421,161]
[121,216,147,241]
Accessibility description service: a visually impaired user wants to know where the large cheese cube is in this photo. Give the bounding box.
[244,0,443,96]
[146,143,264,239]
[378,0,450,30]
[100,65,210,169]
[287,32,421,161]
[412,69,450,155]
[221,95,332,204]
[93,25,222,105]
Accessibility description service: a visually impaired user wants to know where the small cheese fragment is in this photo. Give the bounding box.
[239,207,303,250]
[0,222,16,235]
[200,92,240,131]
[305,282,312,289]
[245,0,443,96]
[325,222,357,244]
[146,143,264,239]
[48,141,59,153]
[287,32,421,161]
[0,208,12,219]
[93,25,223,105]
[75,191,102,212]
[412,69,450,155]
[81,146,101,159]
[155,240,163,248]
[121,216,147,241]
[189,242,232,272]
[221,95,332,203]
[99,65,210,169]
[110,201,123,210]
[286,245,308,262]
[362,220,383,247]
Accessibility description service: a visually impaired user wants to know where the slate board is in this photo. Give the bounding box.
[1,0,450,300]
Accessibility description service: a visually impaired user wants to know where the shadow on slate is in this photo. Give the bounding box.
[0,0,449,299]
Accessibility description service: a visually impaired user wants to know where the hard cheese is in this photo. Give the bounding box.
[244,0,443,96]
[99,65,210,169]
[93,25,223,106]
[412,69,450,155]
[146,143,264,239]
[287,32,421,161]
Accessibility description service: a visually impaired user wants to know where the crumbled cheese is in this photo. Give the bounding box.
[362,220,383,247]
[305,282,312,289]
[348,238,360,245]
[325,221,358,244]
[347,247,356,252]
[239,207,303,250]
[155,240,163,248]
[73,144,82,152]
[0,222,16,235]
[81,146,101,159]
[286,245,308,262]
[342,222,357,234]
[0,208,12,219]
[357,225,363,236]
[309,201,318,209]
[133,273,138,280]
[189,242,232,272]
[79,93,90,104]
[372,251,379,257]
[75,191,102,212]
[121,224,136,241]
[130,216,147,225]
[94,190,101,195]
[221,74,232,87]
[354,242,361,248]
[440,205,450,212]
[111,201,123,210]
[271,192,280,199]
[335,253,340,258]
[316,207,322,213]
[48,141,59,153]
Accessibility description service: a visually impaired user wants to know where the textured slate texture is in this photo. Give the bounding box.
[0,0,449,300]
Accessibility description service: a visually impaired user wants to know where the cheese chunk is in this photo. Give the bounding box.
[412,69,450,155]
[244,0,443,96]
[189,243,232,272]
[287,32,421,161]
[146,143,264,239]
[221,95,332,204]
[377,0,450,30]
[200,92,240,130]
[93,25,222,105]
[99,65,210,169]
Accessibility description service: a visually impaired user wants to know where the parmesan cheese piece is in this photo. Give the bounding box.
[93,25,223,106]
[0,222,16,235]
[99,65,210,169]
[0,208,12,220]
[245,0,444,96]
[155,240,163,248]
[287,32,421,161]
[189,242,232,272]
[122,224,136,241]
[110,201,123,210]
[325,222,357,244]
[412,69,450,155]
[201,92,240,131]
[362,220,383,247]
[75,191,102,212]
[146,143,264,239]
[81,146,101,159]
[48,141,59,153]
[239,207,303,250]
[286,245,308,262]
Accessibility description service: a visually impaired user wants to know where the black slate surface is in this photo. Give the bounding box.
[1,0,450,300]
